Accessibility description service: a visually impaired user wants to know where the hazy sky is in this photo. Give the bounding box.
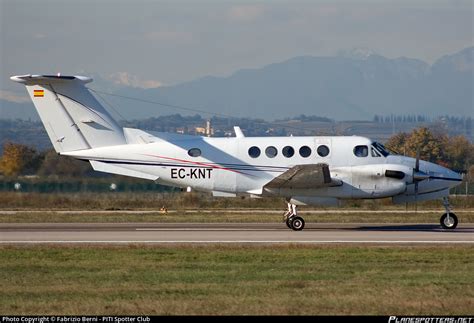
[1,0,473,98]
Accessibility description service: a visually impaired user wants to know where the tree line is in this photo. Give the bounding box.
[0,144,91,178]
[385,127,473,172]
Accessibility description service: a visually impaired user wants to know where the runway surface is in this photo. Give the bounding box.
[2,209,473,214]
[0,223,473,244]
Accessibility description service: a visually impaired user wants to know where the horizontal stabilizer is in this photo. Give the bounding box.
[90,160,159,181]
[123,128,157,144]
[10,74,92,85]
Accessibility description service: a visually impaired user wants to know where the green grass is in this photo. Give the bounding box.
[0,245,472,315]
[2,192,474,210]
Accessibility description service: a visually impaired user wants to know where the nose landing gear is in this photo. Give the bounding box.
[283,202,305,231]
[441,197,458,230]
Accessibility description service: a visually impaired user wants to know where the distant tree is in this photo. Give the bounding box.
[0,142,42,177]
[468,165,474,184]
[37,149,92,177]
[385,132,409,155]
[407,127,447,164]
[385,127,473,170]
[444,136,473,172]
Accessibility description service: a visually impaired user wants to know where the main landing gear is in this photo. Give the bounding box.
[283,202,305,231]
[440,197,458,230]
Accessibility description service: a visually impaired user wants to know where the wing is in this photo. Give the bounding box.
[264,164,342,190]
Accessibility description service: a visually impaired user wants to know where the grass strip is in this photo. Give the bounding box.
[1,210,473,223]
[0,244,472,315]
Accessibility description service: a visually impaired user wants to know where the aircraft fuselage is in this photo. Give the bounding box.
[64,132,461,204]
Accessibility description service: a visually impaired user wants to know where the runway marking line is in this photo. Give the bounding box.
[0,240,473,244]
[135,228,280,231]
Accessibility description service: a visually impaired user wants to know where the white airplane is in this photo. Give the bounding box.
[11,74,463,231]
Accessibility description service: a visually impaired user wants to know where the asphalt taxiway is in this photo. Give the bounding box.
[0,223,473,244]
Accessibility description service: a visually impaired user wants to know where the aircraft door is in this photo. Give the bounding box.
[211,142,237,193]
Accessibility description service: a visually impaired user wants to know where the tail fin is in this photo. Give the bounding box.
[10,74,126,153]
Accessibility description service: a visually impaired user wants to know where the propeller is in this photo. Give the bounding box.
[414,148,419,212]
[412,148,428,212]
[412,148,431,190]
[386,147,462,210]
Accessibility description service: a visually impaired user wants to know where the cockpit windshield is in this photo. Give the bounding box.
[371,142,390,157]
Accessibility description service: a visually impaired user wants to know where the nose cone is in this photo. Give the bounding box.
[424,161,463,189]
[388,156,464,193]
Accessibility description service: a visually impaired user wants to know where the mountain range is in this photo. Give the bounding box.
[1,47,472,121]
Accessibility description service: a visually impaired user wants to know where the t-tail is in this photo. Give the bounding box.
[10,74,126,153]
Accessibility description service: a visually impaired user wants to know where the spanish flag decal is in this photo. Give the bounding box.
[34,89,44,97]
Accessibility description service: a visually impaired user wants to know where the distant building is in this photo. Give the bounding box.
[195,120,214,136]
[206,120,213,137]
[194,127,206,135]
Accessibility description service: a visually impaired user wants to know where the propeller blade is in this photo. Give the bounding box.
[414,181,418,213]
[415,147,420,172]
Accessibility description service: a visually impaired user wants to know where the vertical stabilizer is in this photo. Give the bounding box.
[10,74,126,153]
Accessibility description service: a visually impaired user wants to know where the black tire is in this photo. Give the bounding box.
[290,216,305,231]
[440,213,458,230]
[286,218,292,229]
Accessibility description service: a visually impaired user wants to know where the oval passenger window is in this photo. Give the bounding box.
[299,146,312,158]
[317,145,330,157]
[248,146,261,158]
[265,146,278,158]
[282,146,294,158]
[188,148,202,157]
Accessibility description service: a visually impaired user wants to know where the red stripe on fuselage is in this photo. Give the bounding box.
[141,153,249,175]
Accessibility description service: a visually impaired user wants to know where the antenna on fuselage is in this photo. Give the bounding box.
[234,126,245,138]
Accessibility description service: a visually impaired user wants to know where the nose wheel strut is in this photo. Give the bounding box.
[283,202,305,231]
[441,197,458,230]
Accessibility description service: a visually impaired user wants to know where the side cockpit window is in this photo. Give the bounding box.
[372,142,390,157]
[354,145,368,157]
[371,147,381,157]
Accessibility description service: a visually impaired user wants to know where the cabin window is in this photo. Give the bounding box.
[188,148,202,157]
[282,146,294,158]
[354,145,368,157]
[265,146,278,158]
[317,145,330,157]
[248,146,261,158]
[299,146,312,158]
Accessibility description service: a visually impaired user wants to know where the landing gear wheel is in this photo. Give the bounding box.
[286,218,292,229]
[440,213,458,230]
[290,216,305,231]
